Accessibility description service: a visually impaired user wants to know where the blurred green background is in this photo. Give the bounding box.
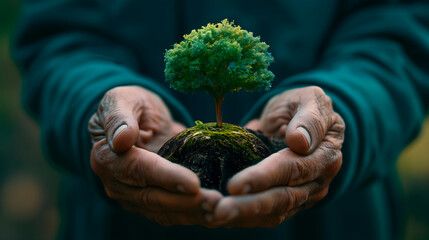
[1,1,428,239]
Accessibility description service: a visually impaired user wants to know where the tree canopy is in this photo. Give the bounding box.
[164,19,274,126]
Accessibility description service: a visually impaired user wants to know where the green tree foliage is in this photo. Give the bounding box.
[164,19,274,126]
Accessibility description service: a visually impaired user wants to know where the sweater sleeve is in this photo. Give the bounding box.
[243,1,429,202]
[12,0,193,181]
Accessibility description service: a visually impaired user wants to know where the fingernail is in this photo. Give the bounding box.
[111,124,128,147]
[226,208,239,221]
[297,126,311,149]
[202,201,212,212]
[177,184,188,194]
[242,184,251,194]
[205,213,214,223]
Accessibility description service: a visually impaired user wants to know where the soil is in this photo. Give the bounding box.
[158,123,286,194]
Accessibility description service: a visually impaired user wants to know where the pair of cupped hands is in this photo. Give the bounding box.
[88,86,345,228]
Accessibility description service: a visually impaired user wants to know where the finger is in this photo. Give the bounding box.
[117,188,222,227]
[91,140,201,194]
[223,207,302,228]
[98,89,141,153]
[115,146,201,194]
[326,112,346,146]
[243,119,261,131]
[120,200,216,227]
[108,184,222,213]
[213,183,321,227]
[262,105,291,137]
[135,129,154,149]
[286,86,333,154]
[88,113,105,142]
[227,145,342,195]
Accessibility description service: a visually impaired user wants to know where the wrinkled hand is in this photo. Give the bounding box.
[212,86,345,228]
[88,86,222,226]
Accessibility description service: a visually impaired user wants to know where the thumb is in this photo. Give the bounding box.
[285,102,331,155]
[104,107,140,154]
[243,119,261,131]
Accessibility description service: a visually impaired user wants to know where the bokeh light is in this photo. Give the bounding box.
[1,173,44,221]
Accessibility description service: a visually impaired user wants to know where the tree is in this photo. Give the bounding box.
[165,19,274,127]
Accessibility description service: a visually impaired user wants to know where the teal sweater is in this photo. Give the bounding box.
[13,0,429,239]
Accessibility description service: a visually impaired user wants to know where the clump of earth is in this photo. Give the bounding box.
[158,123,285,195]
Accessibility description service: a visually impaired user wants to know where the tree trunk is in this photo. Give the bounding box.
[215,97,224,127]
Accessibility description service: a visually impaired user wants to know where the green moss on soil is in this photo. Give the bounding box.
[173,123,263,162]
[158,122,271,194]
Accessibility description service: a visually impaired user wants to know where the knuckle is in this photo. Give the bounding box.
[290,160,311,184]
[280,188,296,211]
[119,201,135,213]
[104,187,118,200]
[332,151,343,176]
[276,214,286,226]
[106,180,123,198]
[140,189,156,207]
[307,86,334,127]
[99,91,117,115]
[105,88,117,97]
[331,113,346,136]
[334,112,346,127]
[266,215,285,228]
[308,86,325,96]
[311,187,329,203]
[90,144,112,176]
[104,108,124,130]
[298,189,310,206]
[325,95,333,108]
[90,155,101,176]
[88,113,103,137]
[144,213,157,224]
[258,197,275,215]
[154,214,174,226]
[320,147,342,177]
[114,157,147,187]
[320,187,329,200]
[304,202,316,209]
[104,87,124,101]
[129,160,147,186]
[268,156,287,184]
[139,158,158,186]
[320,145,338,163]
[289,161,302,183]
[309,86,331,108]
[315,178,325,187]
[322,147,337,164]
[121,204,132,212]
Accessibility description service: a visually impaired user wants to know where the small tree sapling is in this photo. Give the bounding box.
[164,19,274,127]
[160,20,281,193]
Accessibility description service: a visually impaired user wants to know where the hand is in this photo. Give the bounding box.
[89,85,185,153]
[88,86,222,226]
[211,86,345,228]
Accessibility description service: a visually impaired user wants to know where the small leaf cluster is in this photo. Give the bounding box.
[164,19,274,101]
